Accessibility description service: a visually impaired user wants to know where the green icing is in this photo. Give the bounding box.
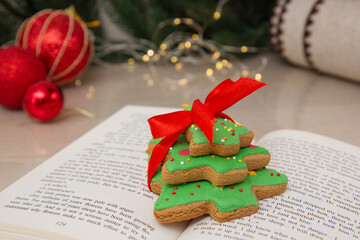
[152,166,164,183]
[153,168,288,212]
[150,138,162,144]
[155,180,257,212]
[184,105,192,111]
[188,117,250,145]
[165,134,269,174]
[247,168,288,186]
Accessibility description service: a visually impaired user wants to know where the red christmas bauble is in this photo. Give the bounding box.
[23,81,64,121]
[0,46,48,109]
[16,9,94,85]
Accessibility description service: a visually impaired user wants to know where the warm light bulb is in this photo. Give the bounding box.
[213,11,221,20]
[86,92,93,99]
[128,58,135,64]
[175,62,183,70]
[160,50,166,56]
[184,18,193,25]
[254,73,262,81]
[174,18,181,25]
[241,46,248,53]
[178,78,188,86]
[153,53,160,61]
[241,70,249,76]
[75,79,82,86]
[88,86,95,93]
[147,79,154,86]
[212,51,220,59]
[142,54,150,62]
[171,56,178,63]
[160,43,167,50]
[147,49,154,56]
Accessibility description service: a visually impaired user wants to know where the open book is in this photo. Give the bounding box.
[0,105,359,240]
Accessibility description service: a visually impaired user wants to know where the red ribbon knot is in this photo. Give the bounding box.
[147,77,266,190]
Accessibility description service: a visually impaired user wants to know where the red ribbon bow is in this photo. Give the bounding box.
[147,78,266,190]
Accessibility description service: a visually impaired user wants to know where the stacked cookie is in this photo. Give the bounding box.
[147,118,288,223]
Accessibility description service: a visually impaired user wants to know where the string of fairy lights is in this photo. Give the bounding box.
[93,0,268,87]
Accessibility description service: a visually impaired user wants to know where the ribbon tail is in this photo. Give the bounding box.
[205,78,267,114]
[205,79,233,103]
[147,131,181,191]
[192,99,215,146]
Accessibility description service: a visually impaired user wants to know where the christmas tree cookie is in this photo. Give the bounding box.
[146,78,286,223]
[186,117,254,157]
[151,168,288,223]
[161,134,270,186]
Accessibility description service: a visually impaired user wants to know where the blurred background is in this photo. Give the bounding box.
[2,0,359,83]
[0,0,274,61]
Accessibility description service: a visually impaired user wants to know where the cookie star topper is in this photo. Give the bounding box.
[147,78,267,190]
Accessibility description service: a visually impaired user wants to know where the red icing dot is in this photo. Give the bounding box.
[239,188,243,192]
[271,173,274,176]
[215,119,217,122]
[221,122,225,125]
[232,129,235,132]
[190,192,194,195]
[263,166,266,169]
[248,145,257,149]
[179,141,183,144]
[172,191,176,195]
[196,184,200,188]
[174,187,178,190]
[230,186,234,189]
[179,149,190,155]
[277,173,280,176]
[170,158,174,161]
[231,132,235,136]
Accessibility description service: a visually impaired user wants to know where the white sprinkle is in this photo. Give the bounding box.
[169,147,173,150]
[181,161,184,165]
[227,129,231,131]
[195,127,198,130]
[221,139,225,142]
[215,128,219,131]
[224,118,228,121]
[233,156,236,159]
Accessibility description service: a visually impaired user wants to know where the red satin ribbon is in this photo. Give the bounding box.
[147,78,266,190]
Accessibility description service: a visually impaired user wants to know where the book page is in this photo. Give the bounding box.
[0,105,188,240]
[178,129,360,240]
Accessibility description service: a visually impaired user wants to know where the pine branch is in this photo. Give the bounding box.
[0,0,27,19]
[25,0,37,13]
